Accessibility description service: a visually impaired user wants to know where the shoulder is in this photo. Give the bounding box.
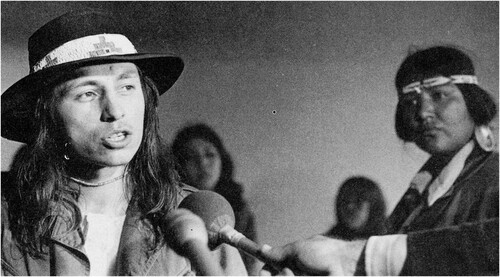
[175,183,198,206]
[1,197,29,276]
[481,151,499,175]
[468,150,498,186]
[215,180,245,204]
[469,147,498,174]
[460,149,498,190]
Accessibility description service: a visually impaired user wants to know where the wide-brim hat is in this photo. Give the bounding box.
[1,9,184,143]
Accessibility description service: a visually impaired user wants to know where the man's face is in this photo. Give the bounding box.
[400,80,475,155]
[55,62,145,167]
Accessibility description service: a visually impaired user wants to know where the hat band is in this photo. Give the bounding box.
[401,75,478,94]
[32,34,138,73]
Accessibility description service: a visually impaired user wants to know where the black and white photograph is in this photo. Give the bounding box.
[1,1,498,275]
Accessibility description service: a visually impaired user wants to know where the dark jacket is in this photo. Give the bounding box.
[387,145,498,276]
[324,224,386,241]
[387,145,498,234]
[1,184,247,276]
[403,217,499,275]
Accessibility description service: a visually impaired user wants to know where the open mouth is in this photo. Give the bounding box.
[107,132,127,142]
[102,131,131,148]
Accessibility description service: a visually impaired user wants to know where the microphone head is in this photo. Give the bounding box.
[164,208,209,255]
[179,190,235,248]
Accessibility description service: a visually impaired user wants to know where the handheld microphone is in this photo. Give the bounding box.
[179,190,283,270]
[164,208,224,276]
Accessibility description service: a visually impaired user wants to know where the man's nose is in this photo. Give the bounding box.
[101,94,125,122]
[418,91,435,122]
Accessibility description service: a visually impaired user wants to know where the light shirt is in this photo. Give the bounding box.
[84,213,126,276]
[426,140,474,205]
[365,234,407,276]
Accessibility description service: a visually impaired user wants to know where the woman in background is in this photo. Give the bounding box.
[325,176,387,240]
[171,123,259,275]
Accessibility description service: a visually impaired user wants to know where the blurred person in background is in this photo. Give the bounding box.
[172,123,260,275]
[324,176,387,240]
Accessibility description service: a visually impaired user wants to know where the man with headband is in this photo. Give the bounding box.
[260,46,498,275]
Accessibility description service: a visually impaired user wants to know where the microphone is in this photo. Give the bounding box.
[179,190,283,271]
[164,208,224,276]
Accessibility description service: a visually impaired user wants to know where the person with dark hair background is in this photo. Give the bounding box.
[260,45,498,275]
[325,176,386,240]
[171,123,260,275]
[1,10,247,276]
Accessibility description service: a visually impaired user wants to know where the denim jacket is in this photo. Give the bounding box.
[1,184,248,276]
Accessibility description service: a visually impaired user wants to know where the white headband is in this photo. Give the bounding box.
[401,75,478,94]
[32,34,138,73]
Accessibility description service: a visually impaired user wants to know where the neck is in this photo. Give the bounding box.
[68,166,130,216]
[426,148,463,177]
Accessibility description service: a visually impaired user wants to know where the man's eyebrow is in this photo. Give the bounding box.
[54,80,99,97]
[54,67,140,95]
[118,70,140,80]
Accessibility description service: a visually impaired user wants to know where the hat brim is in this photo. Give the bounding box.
[1,53,184,143]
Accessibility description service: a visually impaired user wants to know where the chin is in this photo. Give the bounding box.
[97,159,132,167]
[416,138,442,155]
[421,144,457,156]
[94,153,136,167]
[420,145,442,155]
[198,181,217,191]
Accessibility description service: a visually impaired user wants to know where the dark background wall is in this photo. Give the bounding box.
[2,1,498,252]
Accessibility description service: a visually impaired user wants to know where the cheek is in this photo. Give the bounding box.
[123,94,146,150]
[359,204,370,219]
[185,162,200,176]
[444,103,469,121]
[59,109,94,141]
[215,157,222,168]
[130,96,146,129]
[213,159,222,175]
[443,105,475,137]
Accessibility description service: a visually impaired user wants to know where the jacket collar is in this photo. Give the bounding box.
[46,184,194,275]
[47,201,164,275]
[115,205,165,275]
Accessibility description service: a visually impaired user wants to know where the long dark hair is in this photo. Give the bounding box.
[6,66,180,257]
[394,46,497,142]
[171,123,246,211]
[330,176,387,239]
